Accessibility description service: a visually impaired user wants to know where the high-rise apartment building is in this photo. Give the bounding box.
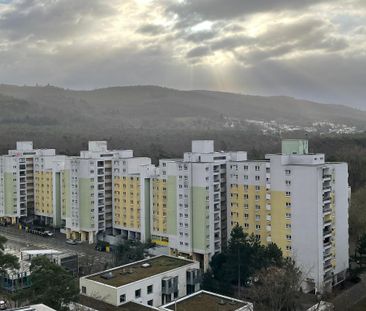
[0,139,350,292]
[34,154,66,227]
[112,154,154,242]
[61,141,154,244]
[0,142,55,223]
[227,139,349,292]
[151,141,245,270]
[61,141,119,242]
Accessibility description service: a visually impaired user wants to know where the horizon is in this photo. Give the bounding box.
[1,82,365,111]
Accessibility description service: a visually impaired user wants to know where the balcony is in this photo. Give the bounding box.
[323,252,332,261]
[186,269,202,285]
[323,228,332,238]
[162,276,178,295]
[323,205,332,214]
[324,263,333,274]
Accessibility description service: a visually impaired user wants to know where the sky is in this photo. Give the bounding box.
[0,0,365,108]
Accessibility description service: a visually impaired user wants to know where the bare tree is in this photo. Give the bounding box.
[248,259,303,311]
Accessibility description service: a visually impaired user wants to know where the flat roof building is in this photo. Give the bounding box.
[161,290,253,311]
[80,255,200,307]
[74,296,160,311]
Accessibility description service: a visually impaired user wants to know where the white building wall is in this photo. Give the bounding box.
[80,258,199,307]
[333,163,349,279]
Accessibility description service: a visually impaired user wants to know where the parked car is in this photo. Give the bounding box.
[44,230,54,237]
[66,239,77,245]
[0,299,7,310]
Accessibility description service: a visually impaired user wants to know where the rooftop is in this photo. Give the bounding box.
[79,295,158,311]
[163,291,251,311]
[87,255,193,287]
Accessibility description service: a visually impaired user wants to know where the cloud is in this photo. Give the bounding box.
[137,24,166,36]
[186,46,211,58]
[0,0,365,108]
[0,0,116,41]
[166,0,328,22]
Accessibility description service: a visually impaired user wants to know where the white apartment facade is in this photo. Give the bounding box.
[34,154,66,227]
[79,255,200,307]
[0,142,55,223]
[227,139,349,293]
[151,141,246,270]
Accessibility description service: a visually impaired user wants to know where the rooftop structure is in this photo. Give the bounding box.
[87,256,193,287]
[0,248,31,292]
[80,255,200,307]
[161,290,253,311]
[8,305,56,311]
[77,296,159,311]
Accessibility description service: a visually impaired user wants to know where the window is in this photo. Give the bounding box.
[244,165,248,171]
[148,300,153,306]
[244,175,248,180]
[286,224,292,229]
[285,180,291,186]
[135,289,141,298]
[147,284,153,294]
[286,213,291,219]
[81,286,86,294]
[255,195,260,201]
[286,202,291,208]
[285,169,291,175]
[286,234,292,240]
[255,185,260,191]
[255,215,260,221]
[255,224,261,230]
[255,175,260,181]
[120,294,126,303]
[285,191,291,197]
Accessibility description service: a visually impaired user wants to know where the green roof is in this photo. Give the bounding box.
[165,291,247,311]
[79,295,157,311]
[87,256,193,287]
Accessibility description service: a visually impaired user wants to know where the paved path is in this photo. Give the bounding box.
[331,274,366,311]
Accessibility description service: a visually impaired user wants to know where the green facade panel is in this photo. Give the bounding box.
[282,139,309,155]
[192,187,208,251]
[4,173,16,216]
[79,178,93,229]
[167,176,177,235]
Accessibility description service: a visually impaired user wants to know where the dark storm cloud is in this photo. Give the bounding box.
[137,24,166,36]
[186,46,211,58]
[0,0,115,40]
[167,0,329,22]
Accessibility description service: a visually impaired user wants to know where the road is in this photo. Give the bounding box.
[331,273,366,311]
[0,225,114,274]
